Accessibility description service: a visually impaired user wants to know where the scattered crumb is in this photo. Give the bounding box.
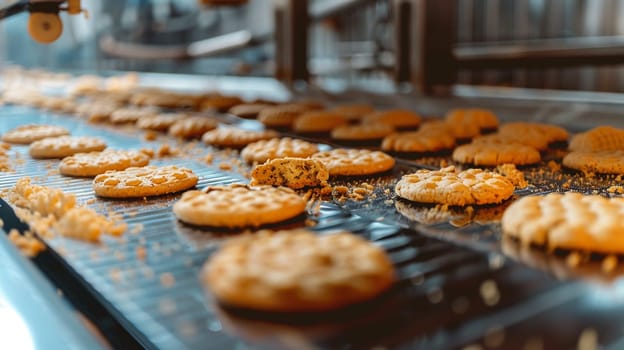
[136,246,147,261]
[144,131,158,141]
[204,153,214,164]
[8,229,46,257]
[496,164,528,188]
[547,160,561,173]
[160,272,176,288]
[602,255,618,273]
[607,185,624,194]
[219,162,232,171]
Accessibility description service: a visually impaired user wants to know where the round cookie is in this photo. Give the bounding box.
[59,150,151,177]
[381,129,455,153]
[293,111,348,133]
[2,124,70,144]
[202,229,396,312]
[311,148,395,176]
[502,192,624,253]
[202,128,279,149]
[201,95,244,112]
[137,113,187,132]
[562,150,624,174]
[569,126,624,152]
[395,166,514,206]
[93,165,198,198]
[331,123,395,141]
[110,107,158,124]
[445,108,499,138]
[497,122,569,150]
[169,116,218,139]
[228,103,273,119]
[173,184,306,227]
[240,137,319,163]
[362,109,421,129]
[29,136,107,159]
[258,104,309,129]
[452,142,541,166]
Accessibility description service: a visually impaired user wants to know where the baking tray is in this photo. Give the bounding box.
[2,104,624,349]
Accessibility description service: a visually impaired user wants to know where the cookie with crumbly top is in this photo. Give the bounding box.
[29,136,107,159]
[311,148,395,176]
[497,122,569,150]
[202,229,396,312]
[59,150,150,177]
[445,108,499,139]
[258,104,309,128]
[331,104,375,120]
[381,128,455,153]
[362,109,421,129]
[93,165,197,198]
[202,128,279,148]
[250,157,329,189]
[568,126,624,152]
[168,116,218,139]
[452,142,541,166]
[137,113,187,132]
[2,124,70,144]
[395,166,514,206]
[228,103,273,119]
[241,137,319,163]
[562,150,624,174]
[502,192,624,253]
[173,184,306,227]
[331,123,395,141]
[293,111,349,133]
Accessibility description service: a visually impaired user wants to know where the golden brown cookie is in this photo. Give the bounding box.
[497,122,569,150]
[395,166,514,206]
[452,142,541,166]
[75,102,120,123]
[59,150,151,177]
[332,123,395,141]
[201,95,244,112]
[136,113,187,132]
[2,124,70,144]
[110,107,158,124]
[93,165,198,198]
[29,136,107,159]
[562,150,624,174]
[362,109,421,129]
[257,104,309,129]
[172,184,306,227]
[381,128,455,153]
[240,137,319,163]
[202,128,279,148]
[250,158,329,189]
[168,116,218,139]
[202,229,396,312]
[502,192,624,253]
[311,148,395,176]
[568,126,624,152]
[228,103,273,119]
[292,111,348,133]
[445,108,499,139]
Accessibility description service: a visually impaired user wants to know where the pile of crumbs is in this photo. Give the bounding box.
[496,164,529,188]
[6,177,127,242]
[332,183,376,202]
[7,229,46,257]
[0,142,12,172]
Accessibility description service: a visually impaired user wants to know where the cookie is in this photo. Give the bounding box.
[137,113,187,132]
[201,95,244,112]
[331,123,395,141]
[362,109,421,129]
[110,107,158,124]
[202,229,396,312]
[169,116,218,139]
[501,192,624,253]
[258,104,308,128]
[29,136,107,159]
[293,111,348,133]
[497,122,569,150]
[331,104,375,120]
[452,142,541,166]
[59,150,151,177]
[131,89,203,109]
[228,103,273,119]
[250,157,329,189]
[568,126,624,152]
[2,124,70,144]
[395,166,514,206]
[381,128,455,153]
[562,150,624,174]
[241,137,319,163]
[202,128,279,148]
[75,102,119,123]
[311,148,395,176]
[445,108,499,138]
[93,165,198,198]
[172,184,306,227]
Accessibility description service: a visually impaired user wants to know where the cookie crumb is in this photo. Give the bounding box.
[8,229,45,257]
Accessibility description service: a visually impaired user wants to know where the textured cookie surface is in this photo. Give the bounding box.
[110,107,158,124]
[502,192,624,253]
[452,142,541,166]
[137,113,187,131]
[173,184,306,227]
[258,104,308,128]
[2,124,70,144]
[250,157,329,189]
[59,150,151,177]
[93,165,197,198]
[293,111,348,133]
[362,109,421,129]
[228,103,273,119]
[168,116,218,138]
[311,149,395,176]
[241,137,319,163]
[569,126,624,152]
[203,229,396,312]
[331,123,395,141]
[202,128,279,148]
[562,150,624,174]
[395,166,514,206]
[445,108,499,138]
[496,122,569,150]
[382,128,455,153]
[29,136,107,159]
